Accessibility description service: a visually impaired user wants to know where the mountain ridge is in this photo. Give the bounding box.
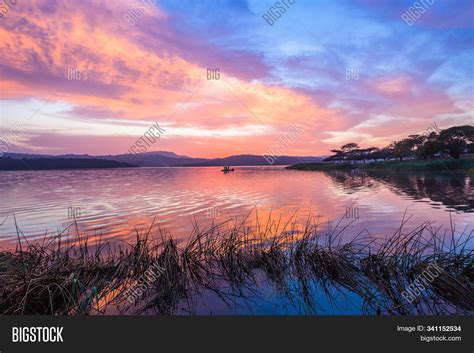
[2,151,328,167]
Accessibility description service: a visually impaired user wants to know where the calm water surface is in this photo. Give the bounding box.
[0,166,472,248]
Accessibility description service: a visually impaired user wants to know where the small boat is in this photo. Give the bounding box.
[221,167,235,173]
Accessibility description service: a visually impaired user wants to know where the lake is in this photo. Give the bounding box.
[0,166,472,248]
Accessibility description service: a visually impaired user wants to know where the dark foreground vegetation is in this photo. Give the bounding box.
[0,157,136,170]
[0,216,472,315]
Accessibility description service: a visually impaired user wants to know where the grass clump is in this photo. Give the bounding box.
[0,214,472,315]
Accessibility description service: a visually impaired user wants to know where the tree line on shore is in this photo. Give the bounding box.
[324,125,474,164]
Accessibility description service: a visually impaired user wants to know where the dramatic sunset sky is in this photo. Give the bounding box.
[0,0,473,158]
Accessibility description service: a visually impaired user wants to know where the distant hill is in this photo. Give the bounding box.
[2,151,194,167]
[3,151,190,160]
[176,154,327,166]
[0,157,135,171]
[140,151,190,159]
[2,152,328,168]
[99,153,204,167]
[2,152,52,159]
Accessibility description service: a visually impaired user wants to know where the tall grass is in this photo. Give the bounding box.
[0,214,472,315]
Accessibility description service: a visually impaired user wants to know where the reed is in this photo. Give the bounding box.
[0,214,472,315]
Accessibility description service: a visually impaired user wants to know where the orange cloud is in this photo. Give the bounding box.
[0,0,348,157]
[1,1,468,158]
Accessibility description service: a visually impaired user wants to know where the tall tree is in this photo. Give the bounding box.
[438,125,474,159]
[341,143,359,153]
[390,139,414,162]
[324,143,361,163]
[417,132,441,159]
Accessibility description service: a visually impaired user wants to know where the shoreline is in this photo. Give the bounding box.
[286,158,474,173]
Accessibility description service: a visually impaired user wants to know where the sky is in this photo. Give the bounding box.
[0,0,473,158]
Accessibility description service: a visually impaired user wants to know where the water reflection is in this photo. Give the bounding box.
[325,170,474,212]
[0,167,472,248]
